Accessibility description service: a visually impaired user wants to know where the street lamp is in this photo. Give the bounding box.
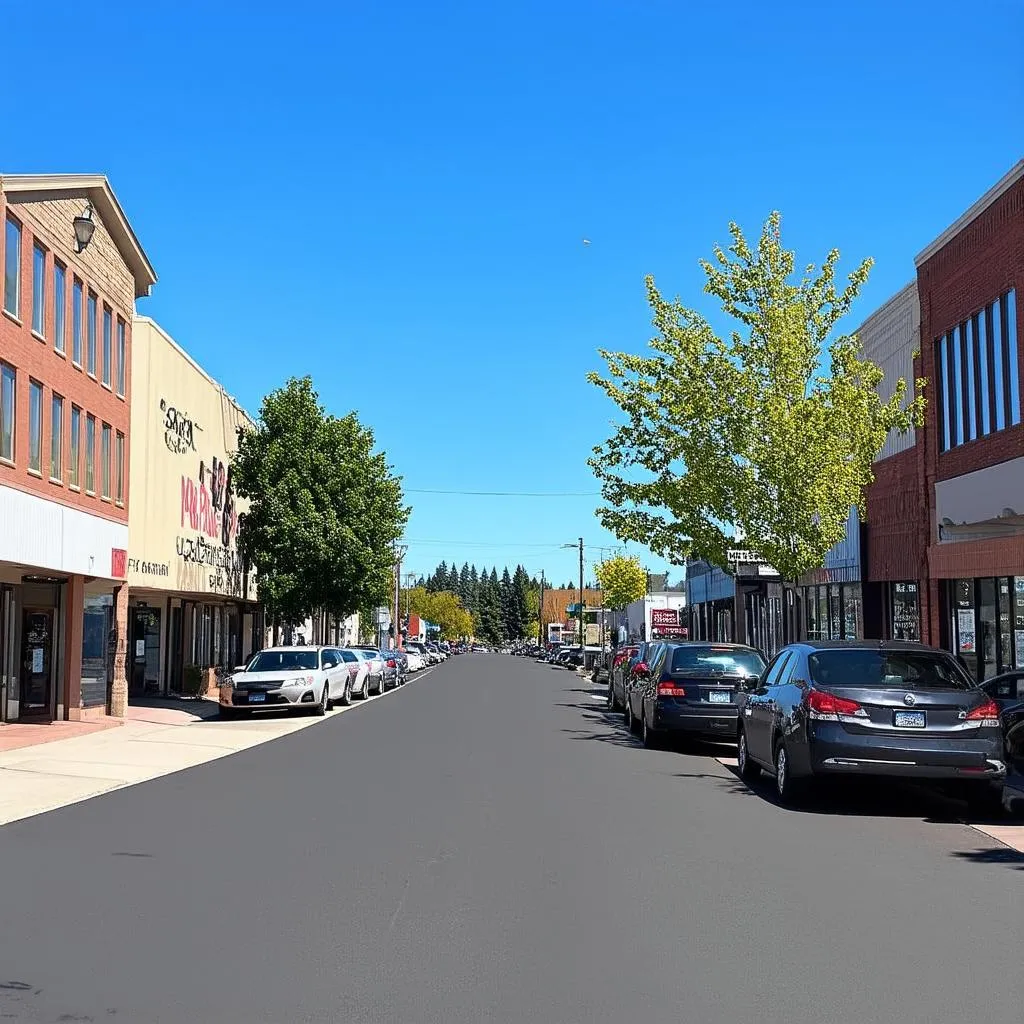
[561,538,584,653]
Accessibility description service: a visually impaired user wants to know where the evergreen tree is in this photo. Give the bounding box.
[458,562,472,606]
[447,563,460,592]
[468,564,480,615]
[500,567,515,640]
[512,565,531,639]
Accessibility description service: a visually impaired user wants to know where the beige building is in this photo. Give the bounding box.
[126,317,262,697]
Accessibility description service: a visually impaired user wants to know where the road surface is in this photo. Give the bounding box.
[0,655,1019,1023]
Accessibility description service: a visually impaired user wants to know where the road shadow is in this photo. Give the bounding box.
[718,761,1020,824]
[951,847,1024,870]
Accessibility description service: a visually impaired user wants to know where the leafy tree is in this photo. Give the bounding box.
[588,212,925,580]
[234,376,409,627]
[595,555,648,610]
[402,586,473,640]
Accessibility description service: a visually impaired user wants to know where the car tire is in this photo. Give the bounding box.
[339,681,352,707]
[642,707,660,749]
[737,728,761,781]
[774,742,803,805]
[626,699,639,735]
[315,685,329,717]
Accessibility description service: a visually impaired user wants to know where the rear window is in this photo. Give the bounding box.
[808,650,975,691]
[669,646,765,678]
[340,650,357,663]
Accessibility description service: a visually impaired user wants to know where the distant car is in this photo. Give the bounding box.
[403,647,426,672]
[383,648,408,685]
[347,648,386,696]
[220,646,350,718]
[607,645,640,710]
[627,642,766,747]
[736,641,1006,809]
[471,644,489,653]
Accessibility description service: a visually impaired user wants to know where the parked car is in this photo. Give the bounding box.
[404,648,426,672]
[627,642,766,747]
[347,647,386,696]
[736,641,1006,808]
[220,646,350,718]
[405,641,431,665]
[607,645,640,710]
[979,671,1024,816]
[383,648,408,685]
[339,648,372,699]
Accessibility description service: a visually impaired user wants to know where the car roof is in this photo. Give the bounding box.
[793,640,949,653]
[260,646,323,653]
[658,641,761,653]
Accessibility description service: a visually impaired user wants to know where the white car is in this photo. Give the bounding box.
[404,649,426,672]
[339,648,372,699]
[345,647,386,696]
[220,646,350,718]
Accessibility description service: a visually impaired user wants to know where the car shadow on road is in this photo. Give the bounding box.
[951,847,1024,870]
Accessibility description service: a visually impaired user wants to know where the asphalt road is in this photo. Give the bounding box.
[0,655,1020,1024]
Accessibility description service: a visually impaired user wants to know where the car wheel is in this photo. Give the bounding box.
[642,707,660,749]
[626,699,638,734]
[315,685,328,716]
[774,743,802,804]
[738,729,761,781]
[339,681,352,707]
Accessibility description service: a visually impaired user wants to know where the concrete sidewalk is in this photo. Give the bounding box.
[0,686,409,827]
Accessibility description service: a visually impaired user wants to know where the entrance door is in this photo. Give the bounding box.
[129,607,162,697]
[20,608,54,717]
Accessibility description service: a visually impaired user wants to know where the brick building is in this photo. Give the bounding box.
[0,174,155,723]
[914,160,1024,680]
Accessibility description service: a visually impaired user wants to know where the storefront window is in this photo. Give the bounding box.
[817,586,829,640]
[806,586,820,639]
[844,584,863,639]
[891,582,920,641]
[1015,579,1024,668]
[952,579,978,680]
[998,577,1013,671]
[213,608,223,667]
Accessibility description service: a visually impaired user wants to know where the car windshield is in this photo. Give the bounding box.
[669,646,765,677]
[247,650,320,672]
[808,649,976,691]
[339,650,357,663]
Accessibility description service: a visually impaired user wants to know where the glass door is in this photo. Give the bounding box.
[20,607,55,717]
[0,586,14,721]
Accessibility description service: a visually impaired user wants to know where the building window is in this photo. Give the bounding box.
[803,583,861,640]
[116,318,126,397]
[4,216,21,318]
[115,430,124,504]
[0,363,14,462]
[32,243,46,336]
[101,423,111,498]
[86,292,97,375]
[72,278,83,364]
[937,289,1020,451]
[28,380,43,474]
[890,582,920,641]
[102,306,112,387]
[85,414,95,493]
[54,261,66,354]
[50,394,63,481]
[70,406,81,487]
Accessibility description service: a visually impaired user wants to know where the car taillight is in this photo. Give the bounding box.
[807,688,867,719]
[388,659,397,668]
[657,681,687,697]
[965,700,1001,725]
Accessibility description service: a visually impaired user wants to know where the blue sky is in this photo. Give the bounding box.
[6,0,1021,586]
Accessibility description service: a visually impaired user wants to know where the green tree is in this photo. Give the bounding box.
[594,555,648,610]
[458,562,472,607]
[402,586,473,640]
[234,376,409,627]
[588,213,926,580]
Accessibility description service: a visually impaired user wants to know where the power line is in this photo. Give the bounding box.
[407,489,599,498]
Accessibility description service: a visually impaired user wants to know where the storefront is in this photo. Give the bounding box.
[942,577,1024,683]
[126,318,261,698]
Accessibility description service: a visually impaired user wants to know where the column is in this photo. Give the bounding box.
[63,574,85,721]
[110,583,129,718]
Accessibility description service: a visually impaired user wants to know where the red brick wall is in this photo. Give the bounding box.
[0,196,131,525]
[864,448,925,581]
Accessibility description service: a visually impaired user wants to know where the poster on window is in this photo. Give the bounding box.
[957,608,976,653]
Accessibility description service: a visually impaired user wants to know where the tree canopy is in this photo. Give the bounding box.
[233,376,409,626]
[595,555,648,609]
[588,213,926,580]
[402,587,474,640]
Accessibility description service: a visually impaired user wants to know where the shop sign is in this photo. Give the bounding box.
[651,608,679,627]
[957,608,976,653]
[111,548,127,579]
[727,549,762,564]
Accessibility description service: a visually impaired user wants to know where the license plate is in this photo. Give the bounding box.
[894,710,924,728]
[708,690,731,704]
[249,693,266,703]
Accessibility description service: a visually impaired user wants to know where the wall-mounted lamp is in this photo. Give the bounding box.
[73,201,96,253]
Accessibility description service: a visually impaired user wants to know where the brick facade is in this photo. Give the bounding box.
[0,194,134,523]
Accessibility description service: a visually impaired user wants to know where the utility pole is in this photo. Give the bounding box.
[538,572,546,647]
[578,536,584,653]
[393,543,407,650]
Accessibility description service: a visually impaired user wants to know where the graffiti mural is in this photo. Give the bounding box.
[160,398,200,455]
[178,457,244,596]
